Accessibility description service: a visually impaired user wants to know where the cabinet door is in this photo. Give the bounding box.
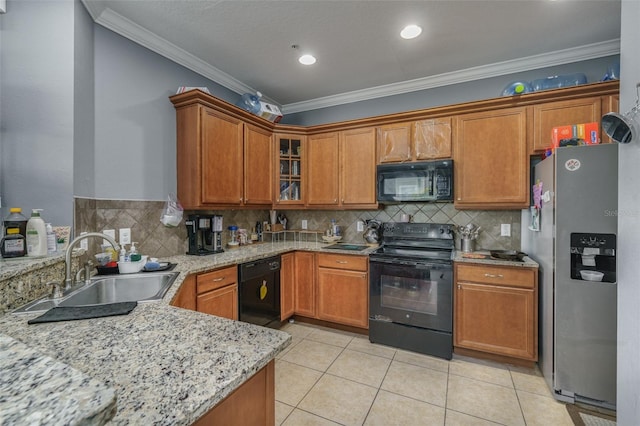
[532,97,601,153]
[306,132,339,206]
[455,282,536,360]
[454,107,528,209]
[280,252,295,321]
[170,274,196,311]
[202,108,244,205]
[275,134,305,205]
[294,251,316,317]
[244,124,273,205]
[340,128,377,206]
[197,285,239,320]
[413,118,452,160]
[377,123,412,163]
[317,267,368,328]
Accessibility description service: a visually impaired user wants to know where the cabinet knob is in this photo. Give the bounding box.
[458,284,461,289]
[484,273,504,278]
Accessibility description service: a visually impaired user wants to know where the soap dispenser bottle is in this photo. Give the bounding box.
[26,209,48,257]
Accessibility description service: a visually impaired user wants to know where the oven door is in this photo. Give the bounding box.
[369,258,452,332]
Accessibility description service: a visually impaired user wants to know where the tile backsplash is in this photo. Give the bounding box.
[75,198,521,257]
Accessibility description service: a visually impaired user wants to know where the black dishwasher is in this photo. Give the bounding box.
[238,255,281,328]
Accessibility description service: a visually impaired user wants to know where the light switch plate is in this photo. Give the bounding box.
[103,229,115,246]
[119,228,131,245]
[501,223,511,237]
[301,220,308,230]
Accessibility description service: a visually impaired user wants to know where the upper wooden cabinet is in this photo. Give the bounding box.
[307,132,340,206]
[175,104,273,209]
[531,97,602,154]
[306,128,378,208]
[454,107,529,209]
[275,134,305,205]
[377,118,452,163]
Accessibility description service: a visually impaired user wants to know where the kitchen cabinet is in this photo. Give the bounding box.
[453,107,529,209]
[305,128,377,208]
[280,252,295,321]
[531,97,602,154]
[175,103,272,208]
[377,118,452,163]
[306,132,340,206]
[170,274,196,311]
[294,251,316,318]
[193,360,274,426]
[454,263,538,362]
[316,253,369,329]
[275,134,305,205]
[196,265,239,320]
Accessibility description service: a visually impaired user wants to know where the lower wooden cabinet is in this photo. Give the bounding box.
[193,360,274,426]
[280,252,295,321]
[196,265,238,320]
[316,253,369,329]
[294,251,317,318]
[454,263,538,361]
[170,274,196,311]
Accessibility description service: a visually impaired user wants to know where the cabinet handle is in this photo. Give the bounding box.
[484,273,504,278]
[336,260,348,264]
[213,277,225,282]
[458,284,461,289]
[334,199,337,203]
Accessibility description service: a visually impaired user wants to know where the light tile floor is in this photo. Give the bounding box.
[275,322,575,426]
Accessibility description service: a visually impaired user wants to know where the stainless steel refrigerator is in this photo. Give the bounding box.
[524,143,617,409]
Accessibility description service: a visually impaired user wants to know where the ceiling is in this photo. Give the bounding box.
[81,0,621,113]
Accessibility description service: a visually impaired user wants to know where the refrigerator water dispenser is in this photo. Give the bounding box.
[570,233,616,283]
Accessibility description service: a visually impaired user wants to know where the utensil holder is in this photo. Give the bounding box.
[461,238,475,253]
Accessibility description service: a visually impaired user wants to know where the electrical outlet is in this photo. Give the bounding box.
[301,219,308,230]
[80,232,88,250]
[119,228,131,245]
[357,220,365,232]
[501,223,511,237]
[103,229,115,246]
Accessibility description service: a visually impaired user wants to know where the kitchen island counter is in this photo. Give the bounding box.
[1,302,290,424]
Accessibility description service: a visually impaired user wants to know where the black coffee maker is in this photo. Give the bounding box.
[186,214,224,255]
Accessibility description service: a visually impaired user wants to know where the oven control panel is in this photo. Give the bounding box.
[382,222,454,240]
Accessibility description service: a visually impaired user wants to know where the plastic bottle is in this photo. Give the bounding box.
[4,207,28,237]
[236,91,262,114]
[501,81,533,96]
[26,209,48,257]
[45,223,57,255]
[1,228,27,258]
[531,73,587,92]
[119,245,128,263]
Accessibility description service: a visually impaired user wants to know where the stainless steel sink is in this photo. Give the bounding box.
[13,271,179,314]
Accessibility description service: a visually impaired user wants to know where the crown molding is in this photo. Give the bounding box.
[282,39,620,114]
[89,6,266,102]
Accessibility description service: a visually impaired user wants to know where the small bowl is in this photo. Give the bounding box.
[580,270,604,282]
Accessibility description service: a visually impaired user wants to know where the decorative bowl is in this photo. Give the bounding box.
[322,235,342,243]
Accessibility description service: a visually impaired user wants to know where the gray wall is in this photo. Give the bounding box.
[92,25,238,201]
[617,0,640,422]
[0,0,79,227]
[281,56,619,126]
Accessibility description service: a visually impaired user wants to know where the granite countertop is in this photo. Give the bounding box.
[1,240,372,425]
[454,250,539,268]
[0,253,67,281]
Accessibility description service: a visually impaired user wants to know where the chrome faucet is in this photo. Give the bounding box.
[65,232,120,290]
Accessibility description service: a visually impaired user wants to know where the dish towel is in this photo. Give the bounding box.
[28,302,138,324]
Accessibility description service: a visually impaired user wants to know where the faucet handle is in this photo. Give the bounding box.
[49,281,64,299]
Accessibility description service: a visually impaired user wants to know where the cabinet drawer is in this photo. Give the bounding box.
[197,265,237,294]
[456,264,534,289]
[317,253,368,271]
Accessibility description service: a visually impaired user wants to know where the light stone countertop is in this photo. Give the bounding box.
[453,250,539,268]
[0,253,67,281]
[0,240,373,425]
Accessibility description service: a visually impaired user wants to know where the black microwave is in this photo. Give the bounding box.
[376,160,453,203]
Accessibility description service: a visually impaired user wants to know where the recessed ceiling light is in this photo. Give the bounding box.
[400,24,422,40]
[298,54,317,65]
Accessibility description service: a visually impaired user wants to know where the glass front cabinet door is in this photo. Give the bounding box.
[275,134,305,205]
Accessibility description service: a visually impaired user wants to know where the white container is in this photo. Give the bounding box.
[46,223,57,254]
[580,270,604,282]
[118,258,147,274]
[26,209,48,257]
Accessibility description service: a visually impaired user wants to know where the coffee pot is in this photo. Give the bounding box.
[363,220,381,245]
